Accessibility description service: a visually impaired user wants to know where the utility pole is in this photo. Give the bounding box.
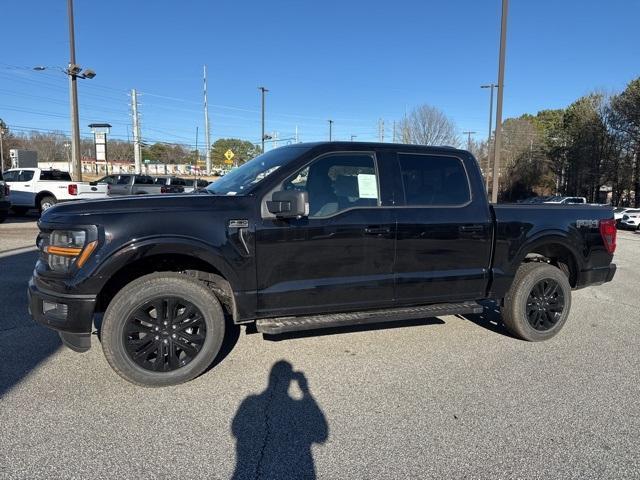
[328,119,333,141]
[378,118,385,142]
[481,83,497,193]
[463,131,476,151]
[259,86,268,153]
[350,135,357,142]
[392,121,397,143]
[131,89,142,174]
[0,120,6,170]
[195,126,199,173]
[295,125,299,143]
[492,0,509,204]
[67,0,82,181]
[203,65,211,175]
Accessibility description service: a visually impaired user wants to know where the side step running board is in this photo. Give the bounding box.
[255,301,483,335]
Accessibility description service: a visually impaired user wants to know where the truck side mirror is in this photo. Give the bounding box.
[267,190,309,218]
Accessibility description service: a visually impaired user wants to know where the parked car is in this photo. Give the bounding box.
[0,171,10,223]
[151,176,188,194]
[3,168,108,213]
[29,142,617,386]
[614,207,634,222]
[183,178,211,193]
[544,196,587,205]
[97,174,167,196]
[618,209,640,230]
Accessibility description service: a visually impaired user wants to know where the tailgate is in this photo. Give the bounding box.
[76,182,109,199]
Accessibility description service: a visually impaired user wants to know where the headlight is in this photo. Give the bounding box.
[44,230,97,272]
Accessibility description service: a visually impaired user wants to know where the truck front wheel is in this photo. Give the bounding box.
[501,262,571,341]
[101,273,226,387]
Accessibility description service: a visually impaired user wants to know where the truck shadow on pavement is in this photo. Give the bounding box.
[0,250,62,397]
[231,360,328,480]
[457,299,515,338]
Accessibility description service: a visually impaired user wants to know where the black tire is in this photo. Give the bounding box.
[501,262,571,342]
[101,272,226,387]
[11,206,29,216]
[39,196,57,213]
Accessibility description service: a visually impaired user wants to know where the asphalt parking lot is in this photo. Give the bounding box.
[0,216,638,479]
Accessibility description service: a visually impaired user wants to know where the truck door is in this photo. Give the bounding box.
[108,175,132,195]
[3,170,36,207]
[392,152,492,303]
[255,151,396,317]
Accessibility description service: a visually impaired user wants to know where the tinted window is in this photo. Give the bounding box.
[398,153,470,206]
[97,175,116,185]
[197,180,209,188]
[283,153,379,218]
[172,178,187,186]
[3,171,19,182]
[153,177,167,185]
[40,170,72,181]
[18,170,35,182]
[116,175,131,185]
[134,175,153,185]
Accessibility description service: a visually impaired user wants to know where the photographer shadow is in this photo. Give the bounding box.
[231,360,328,480]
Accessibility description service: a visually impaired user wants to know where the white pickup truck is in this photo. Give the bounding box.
[2,168,108,214]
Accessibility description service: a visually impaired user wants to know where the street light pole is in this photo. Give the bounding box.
[491,0,509,204]
[328,120,333,141]
[259,87,268,153]
[481,83,497,193]
[67,0,83,181]
[463,131,476,151]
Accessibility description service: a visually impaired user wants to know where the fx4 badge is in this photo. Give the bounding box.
[576,219,599,228]
[228,219,249,228]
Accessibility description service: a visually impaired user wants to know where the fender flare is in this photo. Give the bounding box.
[507,229,584,277]
[92,236,241,293]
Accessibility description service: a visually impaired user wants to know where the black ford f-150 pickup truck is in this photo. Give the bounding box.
[29,142,617,386]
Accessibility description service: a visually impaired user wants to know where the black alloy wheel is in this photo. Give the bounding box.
[124,297,207,372]
[525,278,565,331]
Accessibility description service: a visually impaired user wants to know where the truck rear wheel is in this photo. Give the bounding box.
[39,196,57,213]
[101,273,226,387]
[501,262,571,341]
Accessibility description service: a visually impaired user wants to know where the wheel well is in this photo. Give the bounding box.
[96,253,236,319]
[35,191,55,206]
[524,243,578,287]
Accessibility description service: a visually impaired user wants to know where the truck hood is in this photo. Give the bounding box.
[40,193,244,224]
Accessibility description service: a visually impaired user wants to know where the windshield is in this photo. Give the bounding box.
[206,146,307,195]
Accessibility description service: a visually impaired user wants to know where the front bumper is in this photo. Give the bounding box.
[575,263,616,289]
[28,278,96,352]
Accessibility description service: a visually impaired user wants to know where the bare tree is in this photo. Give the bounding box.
[398,104,459,147]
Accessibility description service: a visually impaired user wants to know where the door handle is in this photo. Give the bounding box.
[459,225,484,233]
[364,226,391,235]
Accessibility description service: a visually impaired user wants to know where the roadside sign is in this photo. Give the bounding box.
[224,159,233,164]
[143,159,151,164]
[224,149,235,161]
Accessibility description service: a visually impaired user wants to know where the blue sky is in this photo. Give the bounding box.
[1,0,638,150]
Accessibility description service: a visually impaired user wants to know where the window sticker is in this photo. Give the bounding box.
[357,174,378,199]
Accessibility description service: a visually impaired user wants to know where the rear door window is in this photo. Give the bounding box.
[397,153,470,206]
[134,175,153,185]
[116,175,132,185]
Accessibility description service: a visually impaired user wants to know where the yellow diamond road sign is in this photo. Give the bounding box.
[224,149,235,161]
